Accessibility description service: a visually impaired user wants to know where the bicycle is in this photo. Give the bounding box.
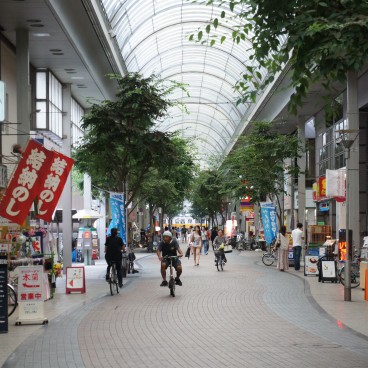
[214,249,226,271]
[164,255,179,297]
[108,261,120,296]
[339,253,360,288]
[7,283,17,317]
[127,246,137,274]
[262,246,279,266]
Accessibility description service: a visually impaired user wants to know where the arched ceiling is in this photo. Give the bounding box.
[99,0,266,167]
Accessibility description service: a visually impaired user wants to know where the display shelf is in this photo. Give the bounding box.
[307,225,332,246]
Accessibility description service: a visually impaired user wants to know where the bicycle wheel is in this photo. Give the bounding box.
[109,264,116,295]
[262,253,275,266]
[351,263,360,288]
[127,261,131,274]
[8,285,17,317]
[216,257,220,271]
[340,265,360,288]
[169,278,175,297]
[220,259,224,271]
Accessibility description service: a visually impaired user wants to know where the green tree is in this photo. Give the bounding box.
[220,122,303,226]
[139,136,196,233]
[74,73,186,208]
[192,0,368,112]
[190,170,229,226]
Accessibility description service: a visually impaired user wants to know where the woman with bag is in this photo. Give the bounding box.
[190,225,202,266]
[276,225,289,271]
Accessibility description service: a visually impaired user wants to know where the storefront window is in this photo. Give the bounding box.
[34,70,63,143]
[71,98,84,148]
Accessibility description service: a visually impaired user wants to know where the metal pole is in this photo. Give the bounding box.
[344,147,351,301]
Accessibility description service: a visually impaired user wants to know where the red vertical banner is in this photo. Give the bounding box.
[0,140,53,225]
[36,151,74,222]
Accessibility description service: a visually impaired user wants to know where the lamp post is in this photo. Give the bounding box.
[336,129,358,302]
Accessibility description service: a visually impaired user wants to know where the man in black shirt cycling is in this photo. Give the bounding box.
[157,230,183,287]
[105,228,126,288]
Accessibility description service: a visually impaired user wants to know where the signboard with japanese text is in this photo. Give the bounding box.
[0,140,53,225]
[0,255,8,333]
[66,266,86,294]
[36,151,74,222]
[17,266,46,322]
[107,193,126,244]
[260,202,279,245]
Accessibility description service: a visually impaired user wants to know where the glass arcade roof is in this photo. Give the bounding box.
[100,0,266,167]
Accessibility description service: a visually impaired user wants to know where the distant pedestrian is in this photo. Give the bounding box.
[171,227,177,239]
[190,225,202,266]
[292,223,304,271]
[276,226,289,271]
[211,227,218,251]
[201,227,207,254]
[181,226,188,243]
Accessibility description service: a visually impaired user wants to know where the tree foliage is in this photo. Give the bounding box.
[191,0,368,112]
[73,73,187,207]
[190,170,229,225]
[220,121,303,224]
[139,136,197,231]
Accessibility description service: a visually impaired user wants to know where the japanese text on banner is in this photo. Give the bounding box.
[36,151,74,222]
[0,140,53,225]
[260,203,279,245]
[107,193,126,244]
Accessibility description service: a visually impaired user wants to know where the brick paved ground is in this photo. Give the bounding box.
[2,250,368,368]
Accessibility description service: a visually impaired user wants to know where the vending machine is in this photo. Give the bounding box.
[77,227,99,265]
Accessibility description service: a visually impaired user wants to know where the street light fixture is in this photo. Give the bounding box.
[336,129,359,302]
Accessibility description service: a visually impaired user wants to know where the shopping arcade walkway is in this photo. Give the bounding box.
[2,250,368,368]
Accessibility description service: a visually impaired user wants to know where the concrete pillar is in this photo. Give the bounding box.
[16,29,30,149]
[297,119,307,232]
[83,174,92,210]
[97,194,106,257]
[61,84,72,268]
[346,71,360,251]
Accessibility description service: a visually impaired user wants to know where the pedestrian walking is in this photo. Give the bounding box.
[201,227,207,255]
[190,225,202,266]
[291,223,304,271]
[276,226,289,271]
[211,227,218,251]
[181,226,187,243]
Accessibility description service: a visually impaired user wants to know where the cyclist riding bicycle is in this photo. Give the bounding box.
[213,229,228,263]
[105,228,126,288]
[157,230,183,287]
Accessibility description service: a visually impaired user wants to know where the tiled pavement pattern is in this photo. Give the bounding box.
[2,250,368,368]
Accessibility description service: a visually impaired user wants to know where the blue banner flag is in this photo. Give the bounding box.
[107,193,126,244]
[260,202,279,245]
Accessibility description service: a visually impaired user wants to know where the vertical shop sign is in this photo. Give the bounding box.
[107,193,126,244]
[36,151,74,222]
[312,182,318,201]
[318,176,327,199]
[0,255,8,333]
[326,169,346,202]
[0,140,53,225]
[17,266,46,323]
[260,202,279,245]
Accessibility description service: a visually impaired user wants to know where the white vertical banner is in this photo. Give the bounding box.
[326,169,346,200]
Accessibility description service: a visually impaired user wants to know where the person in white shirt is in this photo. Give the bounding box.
[291,223,304,270]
